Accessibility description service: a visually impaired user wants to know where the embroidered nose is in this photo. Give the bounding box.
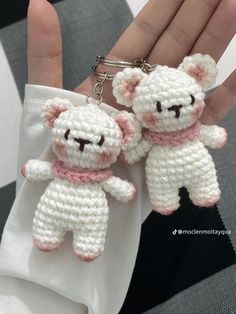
[168,105,183,118]
[74,138,92,152]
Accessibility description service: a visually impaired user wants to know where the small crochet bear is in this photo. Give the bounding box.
[112,54,227,215]
[22,98,138,261]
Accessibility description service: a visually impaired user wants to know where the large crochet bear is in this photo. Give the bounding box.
[22,98,139,261]
[113,54,227,215]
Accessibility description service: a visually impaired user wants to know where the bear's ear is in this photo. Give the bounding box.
[115,111,142,150]
[41,97,72,129]
[178,53,217,91]
[112,68,147,107]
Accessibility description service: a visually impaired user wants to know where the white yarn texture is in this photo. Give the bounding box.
[113,54,227,215]
[23,100,136,261]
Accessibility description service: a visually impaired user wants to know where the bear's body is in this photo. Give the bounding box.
[145,138,219,214]
[33,177,109,259]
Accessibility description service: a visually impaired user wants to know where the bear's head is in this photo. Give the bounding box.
[41,99,141,170]
[112,54,217,133]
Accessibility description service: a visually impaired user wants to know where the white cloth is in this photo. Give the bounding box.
[0,84,151,314]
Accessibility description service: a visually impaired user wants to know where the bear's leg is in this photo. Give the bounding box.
[187,167,220,208]
[33,214,66,252]
[148,182,180,215]
[73,217,108,262]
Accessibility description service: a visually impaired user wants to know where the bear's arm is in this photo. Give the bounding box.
[199,125,228,149]
[101,176,136,203]
[22,160,54,182]
[120,138,153,164]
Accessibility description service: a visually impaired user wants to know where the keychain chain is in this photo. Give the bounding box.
[86,73,108,105]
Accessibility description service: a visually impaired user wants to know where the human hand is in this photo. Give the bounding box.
[28,0,236,124]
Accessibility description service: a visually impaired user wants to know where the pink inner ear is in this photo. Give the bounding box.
[116,115,135,145]
[124,79,139,101]
[43,104,68,128]
[118,78,140,102]
[187,65,208,85]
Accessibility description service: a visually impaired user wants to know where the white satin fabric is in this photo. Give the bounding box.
[0,84,151,314]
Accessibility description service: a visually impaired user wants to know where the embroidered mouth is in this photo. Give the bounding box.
[73,135,105,152]
[168,105,183,118]
[74,138,92,152]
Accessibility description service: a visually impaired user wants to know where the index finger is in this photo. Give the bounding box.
[28,0,63,88]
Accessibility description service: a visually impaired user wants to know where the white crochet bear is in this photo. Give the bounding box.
[113,54,227,215]
[22,99,139,261]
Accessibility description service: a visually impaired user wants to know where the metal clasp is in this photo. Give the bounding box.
[86,73,108,105]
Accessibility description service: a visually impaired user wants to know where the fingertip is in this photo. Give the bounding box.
[28,0,59,33]
[27,0,63,87]
[28,0,48,15]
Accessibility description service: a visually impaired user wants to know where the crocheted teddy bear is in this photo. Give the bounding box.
[22,98,138,261]
[112,53,227,215]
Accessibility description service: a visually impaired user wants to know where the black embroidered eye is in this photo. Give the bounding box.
[156,101,162,113]
[97,135,105,146]
[190,94,195,105]
[64,129,70,140]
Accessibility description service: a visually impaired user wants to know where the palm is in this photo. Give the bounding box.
[28,0,236,124]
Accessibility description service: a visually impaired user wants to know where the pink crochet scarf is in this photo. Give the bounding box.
[144,121,201,146]
[52,159,112,184]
